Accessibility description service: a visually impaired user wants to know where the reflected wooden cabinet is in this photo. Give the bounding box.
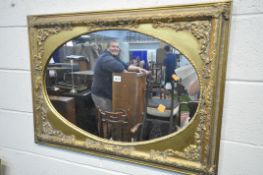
[112,72,146,141]
[49,96,76,124]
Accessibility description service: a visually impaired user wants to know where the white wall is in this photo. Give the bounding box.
[0,0,263,175]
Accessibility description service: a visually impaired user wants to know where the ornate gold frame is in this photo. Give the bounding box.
[28,1,232,174]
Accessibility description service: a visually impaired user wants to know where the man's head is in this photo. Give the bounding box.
[107,40,120,56]
[164,45,171,52]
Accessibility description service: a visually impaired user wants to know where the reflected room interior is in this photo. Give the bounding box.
[45,30,200,142]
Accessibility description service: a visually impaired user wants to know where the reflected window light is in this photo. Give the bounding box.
[179,56,189,67]
[66,41,73,46]
[81,35,90,39]
[49,57,55,63]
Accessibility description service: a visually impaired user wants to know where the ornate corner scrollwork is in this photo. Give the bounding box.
[148,144,201,163]
[150,20,212,78]
[33,25,72,73]
[145,20,213,163]
[34,73,76,144]
[32,24,75,144]
[138,125,203,165]
[129,125,202,165]
[212,2,231,20]
[200,164,216,175]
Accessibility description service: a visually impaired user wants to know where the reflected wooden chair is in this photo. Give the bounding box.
[148,63,164,97]
[96,108,142,141]
[140,79,180,140]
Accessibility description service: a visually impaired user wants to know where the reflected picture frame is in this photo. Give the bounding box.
[28,1,232,174]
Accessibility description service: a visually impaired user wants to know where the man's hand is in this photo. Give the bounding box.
[128,65,151,75]
[139,68,151,75]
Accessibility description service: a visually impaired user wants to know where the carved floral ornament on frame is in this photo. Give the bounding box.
[28,1,232,174]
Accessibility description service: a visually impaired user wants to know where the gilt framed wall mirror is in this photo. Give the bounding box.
[28,1,232,174]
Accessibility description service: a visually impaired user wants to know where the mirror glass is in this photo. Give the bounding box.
[45,30,200,142]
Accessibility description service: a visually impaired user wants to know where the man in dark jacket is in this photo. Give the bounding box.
[163,45,178,84]
[91,40,149,111]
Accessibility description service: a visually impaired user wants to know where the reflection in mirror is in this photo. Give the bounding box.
[45,30,200,142]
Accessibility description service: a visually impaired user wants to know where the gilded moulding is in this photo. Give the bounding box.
[28,1,232,174]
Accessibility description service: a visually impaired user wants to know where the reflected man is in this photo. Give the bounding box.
[91,40,149,111]
[163,45,178,84]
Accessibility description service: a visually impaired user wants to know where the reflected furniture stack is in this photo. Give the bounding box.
[111,72,146,141]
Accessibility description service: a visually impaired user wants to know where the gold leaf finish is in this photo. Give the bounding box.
[28,1,232,174]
